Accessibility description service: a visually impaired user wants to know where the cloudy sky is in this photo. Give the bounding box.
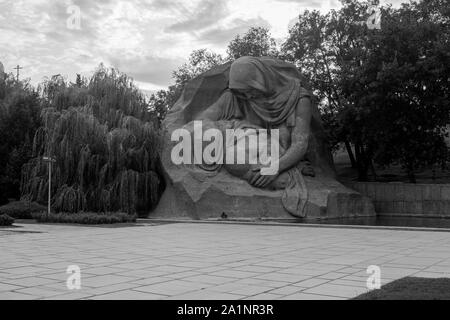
[0,0,404,93]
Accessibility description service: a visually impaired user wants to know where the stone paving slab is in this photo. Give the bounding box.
[1,222,450,300]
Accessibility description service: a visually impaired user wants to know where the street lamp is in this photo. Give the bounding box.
[43,156,56,216]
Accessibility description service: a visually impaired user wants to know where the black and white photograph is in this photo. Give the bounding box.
[0,0,449,309]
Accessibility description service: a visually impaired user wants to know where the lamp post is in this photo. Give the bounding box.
[43,156,56,216]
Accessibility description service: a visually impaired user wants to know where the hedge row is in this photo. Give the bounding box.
[32,212,136,224]
[0,201,46,219]
[0,214,14,226]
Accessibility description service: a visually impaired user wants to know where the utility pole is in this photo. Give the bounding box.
[14,65,23,82]
[43,156,56,217]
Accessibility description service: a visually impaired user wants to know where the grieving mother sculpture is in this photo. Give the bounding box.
[153,56,375,220]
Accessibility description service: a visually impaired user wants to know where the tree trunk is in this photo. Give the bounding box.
[344,140,356,168]
[406,164,416,183]
[369,160,378,181]
[355,141,369,181]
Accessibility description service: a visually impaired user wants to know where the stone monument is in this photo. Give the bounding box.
[152,56,375,220]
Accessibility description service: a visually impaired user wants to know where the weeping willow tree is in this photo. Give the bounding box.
[21,65,163,215]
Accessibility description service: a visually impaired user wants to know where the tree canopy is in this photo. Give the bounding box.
[282,0,449,181]
[21,66,162,214]
[148,2,449,182]
[227,26,279,60]
[0,76,41,204]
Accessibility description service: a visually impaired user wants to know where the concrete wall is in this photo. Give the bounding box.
[350,182,450,217]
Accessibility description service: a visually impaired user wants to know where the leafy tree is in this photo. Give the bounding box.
[148,90,170,123]
[227,26,279,59]
[282,1,374,173]
[0,68,5,99]
[0,76,41,204]
[173,49,225,88]
[21,65,163,214]
[283,0,449,182]
[355,0,450,182]
[74,74,87,88]
[148,49,225,122]
[150,27,280,122]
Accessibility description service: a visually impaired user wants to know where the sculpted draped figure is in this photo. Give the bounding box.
[195,56,316,185]
[154,56,374,220]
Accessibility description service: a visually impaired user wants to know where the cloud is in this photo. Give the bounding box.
[146,0,186,11]
[164,0,229,33]
[273,0,322,5]
[0,0,405,91]
[107,55,185,86]
[197,17,272,46]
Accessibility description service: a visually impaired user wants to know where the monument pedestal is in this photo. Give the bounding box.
[151,153,375,220]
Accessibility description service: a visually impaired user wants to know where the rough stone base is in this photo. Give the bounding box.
[151,168,375,220]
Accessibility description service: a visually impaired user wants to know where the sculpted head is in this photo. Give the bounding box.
[229,56,270,100]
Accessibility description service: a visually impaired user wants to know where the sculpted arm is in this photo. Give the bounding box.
[278,96,311,173]
[249,96,312,188]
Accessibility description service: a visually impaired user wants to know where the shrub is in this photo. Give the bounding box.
[0,200,46,219]
[32,212,136,225]
[0,214,14,226]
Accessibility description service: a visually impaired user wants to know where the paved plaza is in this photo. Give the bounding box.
[1,221,450,300]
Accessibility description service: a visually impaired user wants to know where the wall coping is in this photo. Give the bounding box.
[351,181,450,187]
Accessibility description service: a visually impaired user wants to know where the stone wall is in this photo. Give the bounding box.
[350,182,450,217]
